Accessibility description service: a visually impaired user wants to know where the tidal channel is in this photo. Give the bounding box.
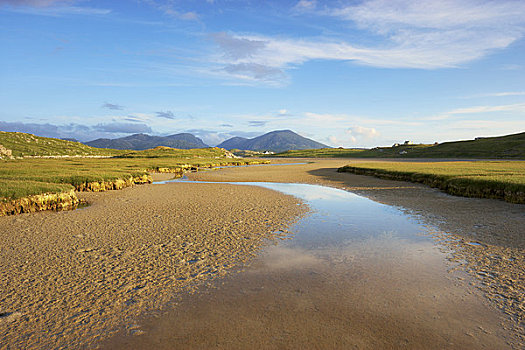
[104,180,516,349]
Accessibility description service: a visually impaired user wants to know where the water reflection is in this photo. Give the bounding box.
[251,182,523,342]
[176,181,434,248]
[103,180,520,349]
[180,179,524,340]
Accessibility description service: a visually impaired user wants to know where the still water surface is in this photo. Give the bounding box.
[106,179,512,349]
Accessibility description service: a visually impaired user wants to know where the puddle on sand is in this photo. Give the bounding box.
[102,182,515,349]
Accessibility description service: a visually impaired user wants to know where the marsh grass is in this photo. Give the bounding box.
[338,161,525,203]
[0,132,266,205]
[114,147,233,159]
[0,180,74,201]
[0,150,263,200]
[274,148,370,158]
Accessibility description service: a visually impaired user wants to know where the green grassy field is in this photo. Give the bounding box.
[0,132,265,201]
[2,131,524,205]
[338,161,525,203]
[113,146,234,159]
[275,132,525,159]
[0,148,263,200]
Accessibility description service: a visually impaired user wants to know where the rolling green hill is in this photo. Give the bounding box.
[0,131,121,158]
[402,132,525,158]
[275,132,525,159]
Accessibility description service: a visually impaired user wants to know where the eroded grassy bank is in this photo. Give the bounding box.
[338,161,525,204]
[0,190,80,216]
[0,150,269,216]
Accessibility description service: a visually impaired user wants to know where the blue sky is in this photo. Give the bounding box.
[1,0,524,147]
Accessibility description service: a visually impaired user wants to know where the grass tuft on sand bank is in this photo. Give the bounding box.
[0,148,268,215]
[338,161,525,204]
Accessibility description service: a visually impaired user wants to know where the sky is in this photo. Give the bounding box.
[1,0,524,147]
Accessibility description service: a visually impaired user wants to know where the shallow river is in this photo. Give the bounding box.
[104,180,516,349]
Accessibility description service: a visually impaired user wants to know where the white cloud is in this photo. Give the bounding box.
[326,126,379,147]
[102,102,124,110]
[465,91,525,98]
[293,0,317,12]
[155,111,177,119]
[186,129,260,146]
[425,103,525,121]
[328,135,339,144]
[500,64,522,71]
[212,32,266,60]
[445,120,525,133]
[347,126,379,139]
[179,11,198,20]
[211,1,525,83]
[0,120,151,141]
[332,0,525,31]
[448,103,525,115]
[128,112,155,121]
[93,122,152,134]
[328,134,358,146]
[1,2,111,16]
[0,0,70,7]
[142,1,200,21]
[211,30,521,82]
[223,63,285,81]
[163,7,199,20]
[304,112,346,123]
[485,92,525,97]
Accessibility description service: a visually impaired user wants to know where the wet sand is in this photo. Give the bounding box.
[101,159,524,349]
[1,159,523,349]
[192,160,525,325]
[0,180,305,349]
[103,245,511,350]
[189,159,525,250]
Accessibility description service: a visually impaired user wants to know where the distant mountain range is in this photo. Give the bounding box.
[217,130,328,153]
[1,130,523,159]
[86,133,208,150]
[85,130,328,152]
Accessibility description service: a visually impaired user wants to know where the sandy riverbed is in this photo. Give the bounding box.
[183,158,525,346]
[0,179,306,349]
[1,159,523,349]
[190,159,525,249]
